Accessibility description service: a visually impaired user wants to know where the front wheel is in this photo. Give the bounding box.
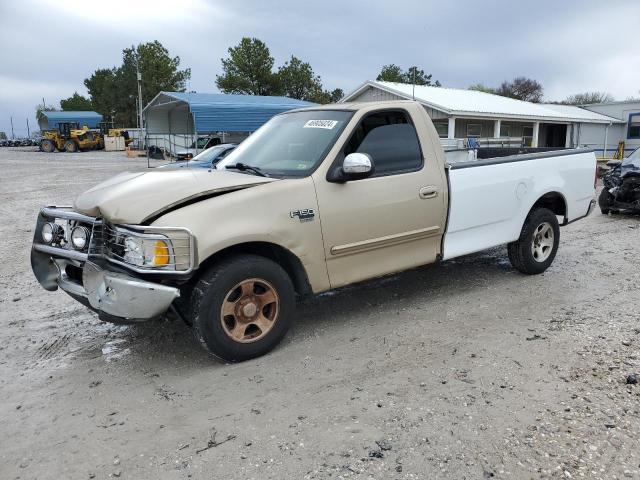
[64,140,77,152]
[598,188,614,214]
[507,208,560,275]
[40,139,55,153]
[190,255,295,362]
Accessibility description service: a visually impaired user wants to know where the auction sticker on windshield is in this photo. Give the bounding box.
[303,120,339,129]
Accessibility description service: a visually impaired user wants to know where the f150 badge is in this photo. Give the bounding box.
[290,209,315,222]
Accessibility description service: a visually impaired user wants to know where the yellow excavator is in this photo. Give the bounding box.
[39,122,103,153]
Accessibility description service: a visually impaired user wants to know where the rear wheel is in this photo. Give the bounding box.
[508,208,560,275]
[190,255,295,362]
[598,188,614,214]
[64,140,77,152]
[40,139,55,153]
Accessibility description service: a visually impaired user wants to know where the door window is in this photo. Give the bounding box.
[343,110,423,176]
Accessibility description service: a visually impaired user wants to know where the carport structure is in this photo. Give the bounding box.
[143,92,314,156]
[38,111,103,131]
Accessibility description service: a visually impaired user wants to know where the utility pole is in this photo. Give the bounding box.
[10,116,14,139]
[26,118,30,137]
[412,67,416,101]
[136,57,144,135]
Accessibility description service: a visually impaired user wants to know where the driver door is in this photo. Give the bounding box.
[314,109,446,288]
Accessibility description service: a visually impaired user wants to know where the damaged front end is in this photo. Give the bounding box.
[31,206,195,323]
[600,156,640,214]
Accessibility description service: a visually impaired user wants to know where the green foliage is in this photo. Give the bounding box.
[60,92,93,111]
[216,38,343,104]
[377,64,440,86]
[277,56,323,101]
[376,64,404,83]
[84,41,191,126]
[216,38,279,95]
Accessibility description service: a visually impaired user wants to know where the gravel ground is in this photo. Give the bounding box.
[1,147,639,480]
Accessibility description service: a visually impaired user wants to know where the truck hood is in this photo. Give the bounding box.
[74,169,275,224]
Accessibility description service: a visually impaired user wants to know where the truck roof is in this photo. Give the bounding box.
[287,100,420,113]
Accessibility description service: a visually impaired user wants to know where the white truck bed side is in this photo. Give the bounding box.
[443,150,596,260]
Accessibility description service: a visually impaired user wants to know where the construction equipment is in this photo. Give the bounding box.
[107,128,133,147]
[39,122,103,153]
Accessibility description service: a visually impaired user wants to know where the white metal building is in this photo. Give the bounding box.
[342,81,621,150]
[580,100,640,157]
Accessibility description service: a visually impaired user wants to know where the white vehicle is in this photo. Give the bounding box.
[31,101,597,361]
[175,136,221,160]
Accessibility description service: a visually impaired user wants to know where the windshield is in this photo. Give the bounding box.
[621,147,640,169]
[191,145,232,163]
[189,137,211,149]
[217,110,353,177]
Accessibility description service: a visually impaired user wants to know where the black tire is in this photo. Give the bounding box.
[507,208,560,275]
[64,140,77,152]
[190,255,295,362]
[40,139,55,153]
[598,188,614,214]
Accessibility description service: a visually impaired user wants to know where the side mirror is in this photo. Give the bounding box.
[342,153,374,179]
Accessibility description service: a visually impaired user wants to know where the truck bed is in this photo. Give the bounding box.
[442,148,596,260]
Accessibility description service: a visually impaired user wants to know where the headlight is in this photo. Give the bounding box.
[70,226,90,250]
[121,233,173,268]
[104,224,193,273]
[41,222,63,244]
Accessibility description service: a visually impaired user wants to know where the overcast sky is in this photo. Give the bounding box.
[1,0,638,137]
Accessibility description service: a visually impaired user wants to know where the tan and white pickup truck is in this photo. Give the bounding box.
[31,101,597,361]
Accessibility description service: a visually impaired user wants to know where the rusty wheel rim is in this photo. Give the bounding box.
[220,278,280,343]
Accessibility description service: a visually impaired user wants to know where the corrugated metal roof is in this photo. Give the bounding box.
[41,111,103,129]
[144,92,315,133]
[343,81,621,124]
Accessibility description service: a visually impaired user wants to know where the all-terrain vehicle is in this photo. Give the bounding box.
[39,122,103,153]
[599,148,640,214]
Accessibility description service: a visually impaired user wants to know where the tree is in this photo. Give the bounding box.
[328,88,344,103]
[376,64,404,83]
[60,92,93,111]
[35,103,58,122]
[277,55,323,101]
[468,83,495,94]
[376,64,440,86]
[216,37,279,95]
[561,92,614,105]
[84,41,190,126]
[84,68,119,121]
[403,66,440,86]
[494,77,543,103]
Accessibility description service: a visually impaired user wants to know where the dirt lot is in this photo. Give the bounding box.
[1,147,639,480]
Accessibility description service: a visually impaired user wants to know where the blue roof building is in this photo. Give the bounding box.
[143,92,314,135]
[38,111,103,131]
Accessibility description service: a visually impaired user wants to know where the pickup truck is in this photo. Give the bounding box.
[31,101,597,362]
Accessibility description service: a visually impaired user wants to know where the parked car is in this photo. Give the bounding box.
[31,101,596,362]
[160,144,237,170]
[175,136,221,161]
[599,148,640,214]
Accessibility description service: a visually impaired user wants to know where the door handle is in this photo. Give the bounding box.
[419,186,438,199]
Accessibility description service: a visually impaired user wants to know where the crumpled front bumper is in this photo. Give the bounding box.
[32,249,180,322]
[82,262,180,320]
